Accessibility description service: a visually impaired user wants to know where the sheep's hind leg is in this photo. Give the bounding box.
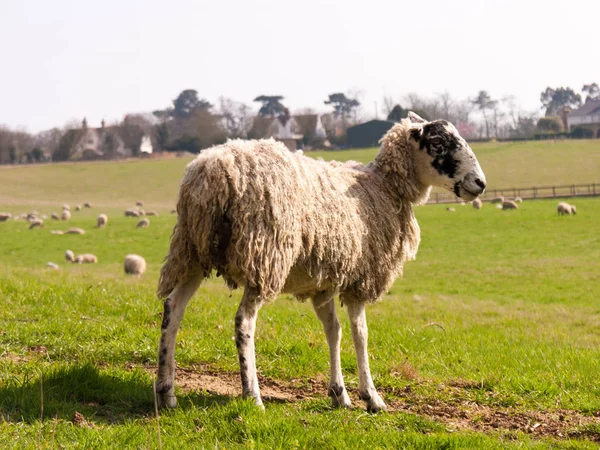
[235,287,264,408]
[312,290,351,408]
[345,300,387,413]
[155,273,203,408]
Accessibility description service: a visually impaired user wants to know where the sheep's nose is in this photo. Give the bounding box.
[475,178,486,190]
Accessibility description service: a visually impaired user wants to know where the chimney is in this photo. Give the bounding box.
[101,119,105,129]
[561,106,572,131]
[82,117,88,129]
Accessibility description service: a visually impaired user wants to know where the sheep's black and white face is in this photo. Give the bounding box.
[408,112,486,201]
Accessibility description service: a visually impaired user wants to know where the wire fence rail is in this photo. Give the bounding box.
[427,183,600,204]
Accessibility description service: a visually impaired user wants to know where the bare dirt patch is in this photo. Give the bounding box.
[146,364,599,441]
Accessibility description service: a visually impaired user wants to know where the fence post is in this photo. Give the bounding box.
[533,187,537,198]
[436,193,439,204]
[594,184,597,195]
[552,186,556,197]
[571,185,575,195]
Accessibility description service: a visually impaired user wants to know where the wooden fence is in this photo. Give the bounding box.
[427,183,600,204]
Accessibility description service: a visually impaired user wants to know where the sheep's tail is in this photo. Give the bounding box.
[157,159,229,299]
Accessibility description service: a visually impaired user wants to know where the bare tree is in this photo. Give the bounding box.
[218,97,253,139]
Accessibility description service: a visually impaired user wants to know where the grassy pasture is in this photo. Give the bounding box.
[1,143,600,448]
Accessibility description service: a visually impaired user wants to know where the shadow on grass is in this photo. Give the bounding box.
[0,363,238,424]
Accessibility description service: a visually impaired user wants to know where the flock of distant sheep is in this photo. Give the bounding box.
[0,201,164,276]
[445,197,578,214]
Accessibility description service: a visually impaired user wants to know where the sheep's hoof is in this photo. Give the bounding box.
[360,391,387,413]
[329,385,352,408]
[157,393,177,409]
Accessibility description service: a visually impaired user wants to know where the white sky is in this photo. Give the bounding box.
[0,0,598,132]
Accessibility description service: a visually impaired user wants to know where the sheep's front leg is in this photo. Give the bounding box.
[346,301,387,413]
[156,274,203,408]
[312,291,351,408]
[235,287,264,408]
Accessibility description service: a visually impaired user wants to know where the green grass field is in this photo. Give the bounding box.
[1,142,600,448]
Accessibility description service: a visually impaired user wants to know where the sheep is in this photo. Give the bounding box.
[514,197,523,203]
[29,219,44,229]
[65,249,75,262]
[62,204,70,211]
[51,213,60,220]
[125,209,140,217]
[571,205,577,215]
[74,253,98,264]
[502,200,518,210]
[472,198,482,210]
[490,196,504,204]
[137,208,146,216]
[446,207,456,212]
[557,202,574,215]
[155,112,487,412]
[136,218,150,228]
[61,210,71,221]
[75,205,82,211]
[84,202,92,208]
[124,254,147,276]
[146,211,159,216]
[136,201,144,207]
[51,230,64,235]
[0,212,12,222]
[97,214,108,228]
[65,227,85,235]
[46,262,59,270]
[171,209,177,214]
[27,213,38,222]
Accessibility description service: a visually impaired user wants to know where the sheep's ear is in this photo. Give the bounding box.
[408,111,427,124]
[409,126,422,142]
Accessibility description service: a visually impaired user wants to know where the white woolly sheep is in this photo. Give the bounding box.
[446,207,456,212]
[155,112,487,412]
[97,214,108,228]
[27,213,38,222]
[136,218,150,228]
[29,219,44,229]
[502,200,518,210]
[75,205,81,211]
[0,212,12,222]
[65,249,75,262]
[61,210,71,221]
[51,213,59,220]
[490,196,504,204]
[62,204,70,211]
[472,198,482,210]
[46,262,59,270]
[557,202,572,215]
[514,197,523,203]
[136,201,144,207]
[124,254,147,276]
[74,253,98,264]
[65,227,85,235]
[125,209,140,217]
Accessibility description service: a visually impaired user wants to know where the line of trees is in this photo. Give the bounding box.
[1,82,598,164]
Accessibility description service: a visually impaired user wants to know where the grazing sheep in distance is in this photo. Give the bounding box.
[51,230,64,235]
[514,197,523,203]
[97,214,108,228]
[137,208,146,216]
[47,262,59,270]
[446,207,456,212]
[137,218,150,228]
[29,219,44,229]
[65,249,75,262]
[472,198,482,209]
[125,209,140,217]
[62,204,70,211]
[146,211,159,216]
[75,205,81,211]
[65,227,85,235]
[27,213,38,222]
[61,210,71,221]
[0,212,12,222]
[136,201,144,207]
[155,112,487,412]
[490,196,504,204]
[74,253,97,264]
[124,254,147,276]
[502,200,518,210]
[84,202,92,208]
[170,209,177,214]
[51,213,59,220]
[557,202,575,216]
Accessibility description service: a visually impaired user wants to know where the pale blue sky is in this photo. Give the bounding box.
[0,0,598,131]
